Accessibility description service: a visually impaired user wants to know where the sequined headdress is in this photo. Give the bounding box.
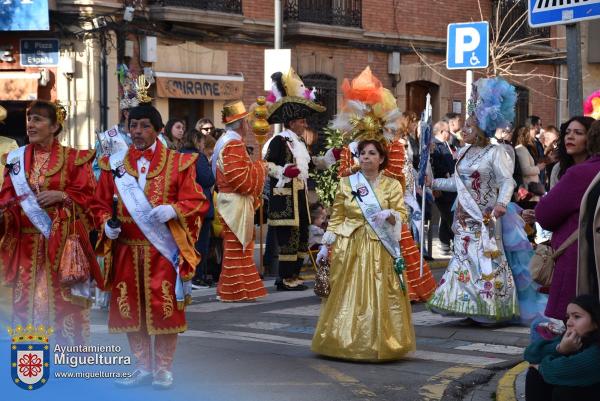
[467,77,517,138]
[584,89,600,120]
[330,66,401,146]
[54,101,67,126]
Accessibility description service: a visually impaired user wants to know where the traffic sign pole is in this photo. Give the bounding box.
[465,69,473,120]
[566,23,583,116]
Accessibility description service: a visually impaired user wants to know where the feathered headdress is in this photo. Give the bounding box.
[266,68,325,124]
[467,77,517,138]
[584,89,600,120]
[330,66,401,145]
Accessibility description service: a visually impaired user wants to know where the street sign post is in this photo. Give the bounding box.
[528,0,600,28]
[446,22,489,70]
[447,22,489,120]
[528,0,600,116]
[20,38,59,67]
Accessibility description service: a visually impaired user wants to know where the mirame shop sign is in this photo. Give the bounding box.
[155,72,244,100]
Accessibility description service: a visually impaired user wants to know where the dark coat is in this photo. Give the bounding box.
[180,147,215,220]
[264,134,308,227]
[431,137,457,204]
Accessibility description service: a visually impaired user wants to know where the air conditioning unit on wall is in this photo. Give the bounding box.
[140,36,157,63]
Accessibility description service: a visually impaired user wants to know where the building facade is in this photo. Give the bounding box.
[0,0,567,150]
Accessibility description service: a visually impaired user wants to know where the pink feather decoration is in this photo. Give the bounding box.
[584,89,600,115]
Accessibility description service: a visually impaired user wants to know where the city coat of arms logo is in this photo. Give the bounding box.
[8,324,53,390]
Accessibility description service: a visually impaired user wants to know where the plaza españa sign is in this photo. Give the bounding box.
[20,38,59,67]
[446,22,489,70]
[528,0,600,28]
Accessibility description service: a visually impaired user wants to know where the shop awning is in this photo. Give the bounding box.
[155,72,244,100]
[0,72,39,101]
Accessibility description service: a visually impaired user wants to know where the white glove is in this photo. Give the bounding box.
[371,209,392,227]
[316,245,329,264]
[104,222,121,240]
[149,205,177,223]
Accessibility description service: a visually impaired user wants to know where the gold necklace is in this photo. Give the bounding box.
[31,150,51,194]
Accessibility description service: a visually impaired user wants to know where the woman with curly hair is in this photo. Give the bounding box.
[548,116,596,188]
[535,117,600,320]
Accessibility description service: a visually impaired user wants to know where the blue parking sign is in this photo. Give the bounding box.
[446,22,489,70]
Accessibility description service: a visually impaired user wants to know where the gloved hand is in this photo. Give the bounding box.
[316,245,329,264]
[283,165,301,178]
[331,148,342,161]
[371,209,393,227]
[149,205,177,223]
[104,221,121,240]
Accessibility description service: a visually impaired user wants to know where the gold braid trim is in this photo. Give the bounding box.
[178,153,197,172]
[74,149,96,166]
[116,282,132,319]
[98,156,111,171]
[161,280,174,319]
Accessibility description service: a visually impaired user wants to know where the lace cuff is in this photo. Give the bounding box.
[322,231,337,245]
[267,162,291,188]
[390,210,403,242]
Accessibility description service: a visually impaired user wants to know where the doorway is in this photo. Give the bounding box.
[168,99,207,132]
[406,81,439,120]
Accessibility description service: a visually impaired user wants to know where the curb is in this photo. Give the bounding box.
[496,361,529,401]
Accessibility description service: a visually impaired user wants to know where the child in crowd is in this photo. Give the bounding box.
[524,294,600,401]
[308,202,328,251]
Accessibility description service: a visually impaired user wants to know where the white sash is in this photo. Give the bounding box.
[453,151,499,276]
[7,147,52,238]
[348,172,406,291]
[97,125,129,157]
[109,150,190,303]
[212,130,241,178]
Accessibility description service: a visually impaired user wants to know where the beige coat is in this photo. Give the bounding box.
[515,144,540,201]
[577,171,600,299]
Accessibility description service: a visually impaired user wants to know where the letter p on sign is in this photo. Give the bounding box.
[446,22,489,70]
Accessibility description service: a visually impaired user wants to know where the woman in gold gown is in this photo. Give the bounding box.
[311,140,416,361]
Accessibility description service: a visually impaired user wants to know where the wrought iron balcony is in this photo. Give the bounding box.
[492,0,551,45]
[284,0,362,28]
[152,0,243,14]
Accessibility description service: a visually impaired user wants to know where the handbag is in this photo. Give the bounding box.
[530,230,578,286]
[59,206,91,286]
[313,259,330,298]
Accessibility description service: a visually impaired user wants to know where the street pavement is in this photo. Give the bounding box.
[84,268,531,401]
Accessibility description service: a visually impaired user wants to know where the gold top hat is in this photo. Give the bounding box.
[0,105,6,123]
[222,100,249,125]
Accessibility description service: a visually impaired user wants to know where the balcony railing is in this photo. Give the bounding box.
[152,0,243,14]
[284,0,362,28]
[492,0,550,45]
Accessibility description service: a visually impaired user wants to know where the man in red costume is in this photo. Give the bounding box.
[213,100,267,302]
[92,104,208,388]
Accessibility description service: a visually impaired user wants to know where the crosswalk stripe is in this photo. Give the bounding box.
[88,325,508,367]
[410,350,506,367]
[493,326,531,335]
[186,288,316,313]
[453,343,524,355]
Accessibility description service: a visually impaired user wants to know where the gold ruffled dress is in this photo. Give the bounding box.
[311,174,416,361]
